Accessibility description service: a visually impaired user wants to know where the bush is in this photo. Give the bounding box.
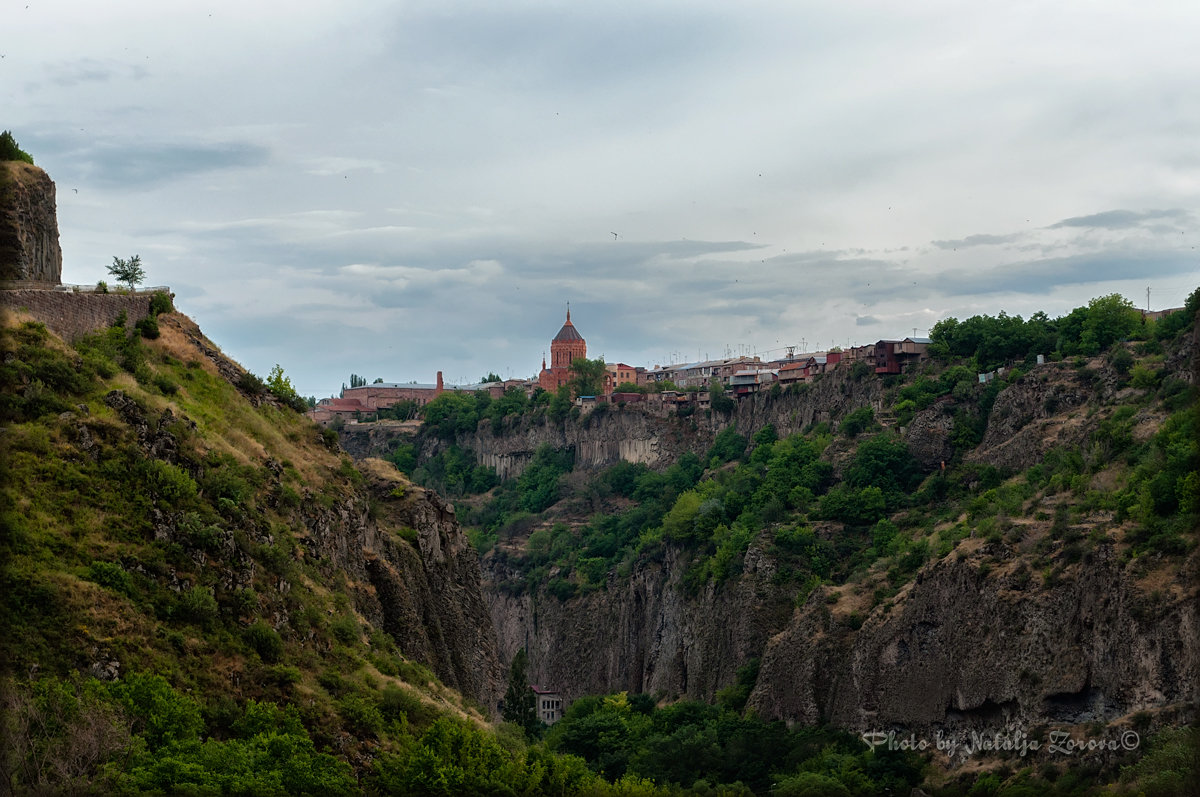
[840,406,876,438]
[148,291,174,315]
[244,622,284,663]
[330,615,360,645]
[174,586,219,627]
[237,371,266,395]
[135,314,159,338]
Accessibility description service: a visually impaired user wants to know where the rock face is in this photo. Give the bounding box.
[338,421,420,461]
[444,410,710,478]
[0,161,62,284]
[747,545,1200,732]
[487,533,794,704]
[300,460,503,709]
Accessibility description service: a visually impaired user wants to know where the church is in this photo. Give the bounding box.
[538,308,587,393]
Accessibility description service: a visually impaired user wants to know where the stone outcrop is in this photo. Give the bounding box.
[0,161,62,284]
[748,544,1200,733]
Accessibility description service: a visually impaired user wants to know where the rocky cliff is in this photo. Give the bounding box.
[0,161,62,284]
[447,409,711,478]
[300,459,503,707]
[487,533,792,703]
[747,539,1199,735]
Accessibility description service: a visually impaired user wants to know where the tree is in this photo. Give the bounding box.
[107,255,145,291]
[709,379,734,413]
[501,648,538,737]
[481,372,502,383]
[567,356,607,398]
[0,130,34,164]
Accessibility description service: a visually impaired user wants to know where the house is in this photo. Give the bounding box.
[607,362,638,391]
[730,368,778,396]
[532,686,565,725]
[308,397,369,424]
[873,337,930,374]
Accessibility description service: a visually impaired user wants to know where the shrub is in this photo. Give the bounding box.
[148,291,174,315]
[244,621,284,663]
[174,586,218,627]
[237,371,266,395]
[134,316,159,339]
[330,615,360,645]
[86,560,138,599]
[840,406,876,438]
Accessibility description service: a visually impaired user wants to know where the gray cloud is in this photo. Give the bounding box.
[932,233,1022,250]
[937,249,1198,297]
[1049,209,1190,231]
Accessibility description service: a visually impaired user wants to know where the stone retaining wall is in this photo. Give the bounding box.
[0,289,157,341]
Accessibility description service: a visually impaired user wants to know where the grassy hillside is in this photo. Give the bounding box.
[0,307,650,795]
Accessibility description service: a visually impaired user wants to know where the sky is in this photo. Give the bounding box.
[6,1,1200,396]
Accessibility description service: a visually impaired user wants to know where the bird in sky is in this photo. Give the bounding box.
[611,232,618,239]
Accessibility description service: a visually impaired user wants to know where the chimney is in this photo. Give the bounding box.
[436,371,444,393]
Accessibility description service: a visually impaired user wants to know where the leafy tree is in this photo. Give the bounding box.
[501,648,538,736]
[265,364,308,412]
[568,356,608,398]
[709,379,735,413]
[266,364,296,398]
[481,371,502,383]
[107,255,145,292]
[707,427,747,466]
[0,129,34,163]
[840,406,876,438]
[377,399,421,421]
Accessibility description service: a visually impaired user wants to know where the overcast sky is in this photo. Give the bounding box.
[7,1,1200,395]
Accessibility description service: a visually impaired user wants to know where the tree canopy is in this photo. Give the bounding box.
[0,130,34,164]
[568,356,607,398]
[107,255,145,291]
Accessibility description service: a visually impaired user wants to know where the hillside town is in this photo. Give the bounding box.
[308,309,933,425]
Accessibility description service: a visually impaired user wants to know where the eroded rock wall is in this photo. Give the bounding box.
[0,161,62,283]
[748,544,1200,732]
[298,461,503,708]
[486,534,794,704]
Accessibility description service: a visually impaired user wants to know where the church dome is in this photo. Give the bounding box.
[552,309,584,342]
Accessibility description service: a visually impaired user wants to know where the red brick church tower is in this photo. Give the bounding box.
[538,307,587,392]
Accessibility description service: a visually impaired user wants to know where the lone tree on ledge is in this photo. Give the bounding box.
[107,254,145,292]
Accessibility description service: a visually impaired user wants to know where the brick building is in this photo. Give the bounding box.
[538,308,587,392]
